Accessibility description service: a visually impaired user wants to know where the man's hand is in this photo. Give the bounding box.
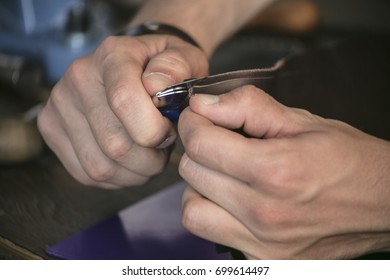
[179,86,390,259]
[38,35,208,188]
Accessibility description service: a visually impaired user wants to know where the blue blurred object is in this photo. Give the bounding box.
[0,0,113,84]
[46,181,230,260]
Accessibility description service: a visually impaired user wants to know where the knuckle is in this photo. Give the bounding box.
[77,144,117,183]
[95,36,118,58]
[181,199,203,234]
[49,84,66,111]
[64,58,87,88]
[238,85,274,106]
[266,163,300,197]
[83,160,116,183]
[182,126,209,160]
[96,36,147,68]
[247,203,292,232]
[247,205,270,227]
[178,154,192,179]
[87,165,115,183]
[107,83,131,113]
[256,143,306,198]
[269,160,294,188]
[154,50,191,78]
[45,83,70,120]
[263,155,316,203]
[242,84,263,95]
[294,108,313,119]
[184,134,200,159]
[236,84,263,98]
[231,85,274,114]
[108,85,167,148]
[165,36,208,76]
[100,133,133,161]
[132,128,164,147]
[292,108,320,128]
[264,208,289,228]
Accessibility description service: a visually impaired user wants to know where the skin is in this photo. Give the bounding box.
[38,35,208,188]
[179,88,390,259]
[38,0,270,188]
[37,0,390,258]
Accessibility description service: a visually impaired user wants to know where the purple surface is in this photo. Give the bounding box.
[46,181,230,260]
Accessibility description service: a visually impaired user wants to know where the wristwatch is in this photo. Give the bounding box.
[117,21,201,50]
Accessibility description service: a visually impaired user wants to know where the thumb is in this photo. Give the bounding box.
[142,48,208,95]
[189,85,312,138]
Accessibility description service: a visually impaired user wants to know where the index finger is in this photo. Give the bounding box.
[96,36,173,147]
[178,107,284,186]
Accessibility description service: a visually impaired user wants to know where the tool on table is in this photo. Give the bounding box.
[0,53,47,164]
[0,104,44,164]
[152,60,284,121]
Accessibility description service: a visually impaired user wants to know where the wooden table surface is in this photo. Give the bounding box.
[0,147,182,259]
[0,91,183,259]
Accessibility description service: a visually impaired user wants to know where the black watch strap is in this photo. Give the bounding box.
[117,21,202,50]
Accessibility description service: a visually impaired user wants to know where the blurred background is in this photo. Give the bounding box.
[0,0,389,164]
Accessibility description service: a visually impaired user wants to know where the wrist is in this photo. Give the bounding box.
[118,21,203,52]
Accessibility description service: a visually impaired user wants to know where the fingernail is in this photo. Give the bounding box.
[144,72,174,92]
[156,135,177,149]
[196,94,219,105]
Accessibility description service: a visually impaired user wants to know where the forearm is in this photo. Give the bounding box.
[129,0,276,56]
[371,138,390,232]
